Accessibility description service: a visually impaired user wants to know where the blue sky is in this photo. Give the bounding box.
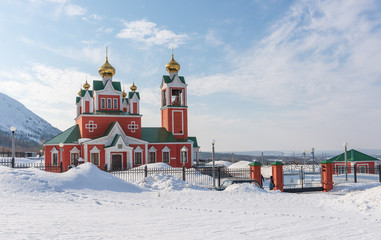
[1,0,381,152]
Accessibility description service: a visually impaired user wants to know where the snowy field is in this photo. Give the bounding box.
[1,163,381,240]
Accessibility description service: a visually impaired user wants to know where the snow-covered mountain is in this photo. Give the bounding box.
[0,92,61,149]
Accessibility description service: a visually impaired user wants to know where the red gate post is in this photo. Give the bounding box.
[249,161,262,186]
[271,161,284,192]
[320,160,334,192]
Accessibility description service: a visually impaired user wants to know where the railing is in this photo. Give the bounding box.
[0,158,61,173]
[333,166,381,184]
[109,166,253,189]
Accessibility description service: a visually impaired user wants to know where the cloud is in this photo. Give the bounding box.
[187,0,381,150]
[64,3,86,16]
[205,30,223,46]
[0,64,98,130]
[116,19,188,48]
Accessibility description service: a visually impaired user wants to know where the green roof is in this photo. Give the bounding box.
[271,161,284,166]
[76,96,80,103]
[44,125,81,144]
[128,92,140,100]
[163,75,186,84]
[93,80,122,91]
[249,161,262,166]
[80,89,93,98]
[105,134,120,148]
[188,136,199,148]
[103,122,116,137]
[141,127,179,143]
[327,149,379,162]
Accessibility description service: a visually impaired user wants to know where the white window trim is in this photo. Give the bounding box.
[90,146,100,166]
[51,147,59,166]
[107,98,112,109]
[101,98,106,109]
[113,98,118,109]
[149,151,156,163]
[162,146,170,164]
[134,146,143,165]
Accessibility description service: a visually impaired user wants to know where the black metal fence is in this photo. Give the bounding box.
[109,166,253,189]
[333,166,381,184]
[0,158,61,173]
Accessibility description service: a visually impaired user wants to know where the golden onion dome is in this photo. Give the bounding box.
[78,89,82,96]
[166,54,180,73]
[98,57,116,77]
[130,82,137,92]
[122,89,127,98]
[83,80,90,90]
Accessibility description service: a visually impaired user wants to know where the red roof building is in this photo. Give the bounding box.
[44,52,199,171]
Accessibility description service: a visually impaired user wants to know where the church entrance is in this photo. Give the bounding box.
[111,154,122,170]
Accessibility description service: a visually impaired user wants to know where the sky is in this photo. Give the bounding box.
[1,0,381,152]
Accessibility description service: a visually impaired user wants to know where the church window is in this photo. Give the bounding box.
[134,152,142,165]
[163,152,170,163]
[52,153,58,166]
[149,152,156,163]
[162,89,167,107]
[70,153,79,165]
[113,98,118,109]
[101,98,105,109]
[181,148,188,163]
[107,98,112,109]
[91,153,99,165]
[171,89,183,106]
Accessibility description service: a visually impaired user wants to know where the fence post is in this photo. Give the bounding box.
[217,167,221,187]
[249,161,262,186]
[271,161,284,192]
[144,165,148,178]
[60,161,63,173]
[353,165,357,183]
[320,160,334,192]
[11,157,15,168]
[182,165,186,181]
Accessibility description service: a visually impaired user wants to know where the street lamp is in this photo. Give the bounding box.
[303,150,306,166]
[343,142,348,181]
[10,126,16,168]
[212,139,216,187]
[311,147,315,172]
[181,146,187,168]
[59,143,64,171]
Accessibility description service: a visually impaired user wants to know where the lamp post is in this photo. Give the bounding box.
[212,139,216,187]
[59,143,64,172]
[311,147,315,172]
[343,142,348,181]
[181,146,187,168]
[10,126,16,168]
[303,150,306,166]
[40,149,43,164]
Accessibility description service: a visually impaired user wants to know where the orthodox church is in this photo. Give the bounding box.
[44,51,200,171]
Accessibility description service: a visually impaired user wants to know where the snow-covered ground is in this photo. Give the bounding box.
[1,163,381,239]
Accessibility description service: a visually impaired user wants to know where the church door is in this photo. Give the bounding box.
[112,154,122,170]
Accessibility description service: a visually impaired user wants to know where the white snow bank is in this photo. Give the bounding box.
[0,163,146,193]
[137,173,206,191]
[332,184,381,212]
[228,160,251,169]
[224,183,268,193]
[206,160,232,168]
[135,162,172,169]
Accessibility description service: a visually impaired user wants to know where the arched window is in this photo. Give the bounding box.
[162,146,170,163]
[90,146,100,166]
[149,146,157,164]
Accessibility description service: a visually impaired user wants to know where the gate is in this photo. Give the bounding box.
[283,162,323,193]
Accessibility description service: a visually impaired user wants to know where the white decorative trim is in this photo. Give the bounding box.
[171,110,184,135]
[162,146,170,152]
[90,146,100,153]
[149,146,157,152]
[162,147,170,164]
[50,147,59,166]
[134,146,143,152]
[69,147,80,153]
[85,120,97,132]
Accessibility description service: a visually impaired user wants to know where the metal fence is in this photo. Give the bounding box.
[109,166,253,189]
[333,166,381,184]
[0,158,61,173]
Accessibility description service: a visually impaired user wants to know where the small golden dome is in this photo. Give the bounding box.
[98,57,116,77]
[130,82,137,92]
[78,89,82,96]
[166,53,180,73]
[122,89,127,98]
[83,80,90,90]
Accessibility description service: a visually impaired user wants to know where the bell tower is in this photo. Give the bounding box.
[160,52,188,140]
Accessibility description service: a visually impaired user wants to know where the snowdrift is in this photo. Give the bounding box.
[206,160,233,168]
[228,160,251,169]
[134,162,172,169]
[137,173,206,191]
[0,163,146,194]
[224,183,268,193]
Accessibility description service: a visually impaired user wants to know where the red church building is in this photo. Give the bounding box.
[44,52,200,171]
